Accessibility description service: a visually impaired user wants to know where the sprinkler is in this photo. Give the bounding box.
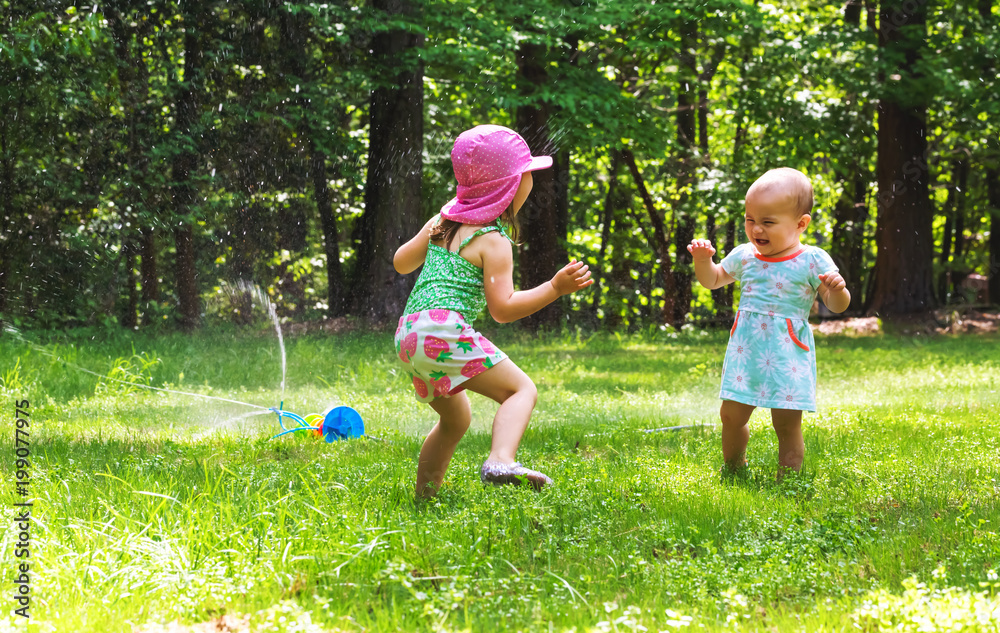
[270,403,365,443]
[3,323,370,443]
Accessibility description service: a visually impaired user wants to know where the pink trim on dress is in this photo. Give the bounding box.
[786,319,810,351]
[754,247,805,263]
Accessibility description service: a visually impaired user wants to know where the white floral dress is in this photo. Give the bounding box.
[719,243,838,412]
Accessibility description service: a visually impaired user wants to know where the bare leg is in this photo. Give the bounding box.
[461,359,550,489]
[771,408,804,480]
[461,359,538,464]
[720,400,755,473]
[415,392,472,498]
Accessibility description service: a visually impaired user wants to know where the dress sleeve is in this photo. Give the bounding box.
[720,243,748,282]
[808,247,839,291]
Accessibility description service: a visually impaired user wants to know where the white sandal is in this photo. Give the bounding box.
[480,461,552,490]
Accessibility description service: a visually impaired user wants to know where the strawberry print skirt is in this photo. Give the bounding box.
[394,309,508,403]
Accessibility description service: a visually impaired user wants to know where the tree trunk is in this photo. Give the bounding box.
[847,172,868,312]
[867,0,935,317]
[723,121,748,313]
[988,168,1000,305]
[937,160,967,303]
[724,14,763,318]
[698,58,730,319]
[0,253,7,317]
[554,147,571,256]
[622,149,676,323]
[832,0,872,313]
[981,1,998,305]
[230,186,268,286]
[724,217,736,307]
[121,247,138,329]
[276,198,308,316]
[953,185,967,262]
[831,171,868,313]
[0,118,12,316]
[516,41,568,329]
[107,5,151,328]
[672,23,698,327]
[845,0,864,23]
[170,2,204,330]
[590,150,621,320]
[311,146,345,317]
[278,7,346,318]
[140,228,159,303]
[865,0,879,31]
[938,192,954,304]
[174,224,199,329]
[351,0,423,322]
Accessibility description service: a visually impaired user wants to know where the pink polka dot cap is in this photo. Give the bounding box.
[440,124,552,224]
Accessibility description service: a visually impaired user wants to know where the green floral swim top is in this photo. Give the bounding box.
[402,216,513,325]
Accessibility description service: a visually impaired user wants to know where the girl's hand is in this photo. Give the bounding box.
[551,259,593,296]
[688,238,734,290]
[484,247,592,322]
[687,239,717,261]
[818,272,846,292]
[818,272,850,313]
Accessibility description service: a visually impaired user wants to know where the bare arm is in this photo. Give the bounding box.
[817,272,851,313]
[482,234,593,323]
[687,239,735,290]
[393,215,439,274]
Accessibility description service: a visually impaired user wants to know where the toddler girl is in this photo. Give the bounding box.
[393,124,592,497]
[687,168,850,477]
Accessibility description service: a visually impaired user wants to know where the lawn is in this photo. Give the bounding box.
[1,323,998,632]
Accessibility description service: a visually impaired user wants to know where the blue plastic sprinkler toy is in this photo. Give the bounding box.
[269,403,365,443]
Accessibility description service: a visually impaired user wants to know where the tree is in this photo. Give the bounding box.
[169,0,209,330]
[867,0,935,316]
[979,0,1000,304]
[277,3,365,317]
[0,2,114,324]
[350,0,424,322]
[4,0,997,330]
[106,0,157,327]
[515,40,569,329]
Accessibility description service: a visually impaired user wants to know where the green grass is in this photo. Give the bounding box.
[1,325,998,632]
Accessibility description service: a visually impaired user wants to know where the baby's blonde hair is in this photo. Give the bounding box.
[746,168,813,217]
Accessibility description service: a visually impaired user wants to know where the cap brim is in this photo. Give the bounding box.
[524,155,553,172]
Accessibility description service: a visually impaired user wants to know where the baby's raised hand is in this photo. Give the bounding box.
[818,272,846,292]
[687,239,717,260]
[551,259,594,295]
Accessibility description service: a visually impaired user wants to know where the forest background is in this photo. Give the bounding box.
[2,0,998,332]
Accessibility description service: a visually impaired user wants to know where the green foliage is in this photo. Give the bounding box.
[851,574,1000,632]
[95,351,163,395]
[0,357,27,395]
[2,0,998,328]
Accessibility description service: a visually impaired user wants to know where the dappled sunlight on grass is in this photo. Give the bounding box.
[0,328,997,631]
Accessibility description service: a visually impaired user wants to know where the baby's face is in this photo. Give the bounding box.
[743,187,809,259]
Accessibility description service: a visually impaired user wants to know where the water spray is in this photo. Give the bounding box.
[3,290,367,443]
